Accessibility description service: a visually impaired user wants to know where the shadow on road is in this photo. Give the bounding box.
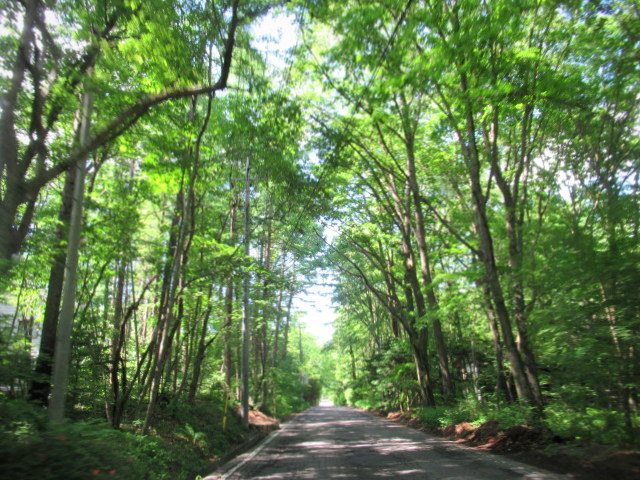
[211,406,565,479]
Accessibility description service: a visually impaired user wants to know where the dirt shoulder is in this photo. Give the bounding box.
[381,411,640,480]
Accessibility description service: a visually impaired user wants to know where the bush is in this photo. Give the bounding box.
[545,401,637,445]
[0,395,249,480]
[0,418,165,480]
[418,406,450,429]
[303,378,322,406]
[417,397,533,431]
[416,397,637,447]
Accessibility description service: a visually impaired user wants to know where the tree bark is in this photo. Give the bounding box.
[188,300,214,404]
[241,158,251,428]
[48,79,93,423]
[461,89,534,404]
[142,189,187,433]
[481,282,514,403]
[281,282,295,363]
[401,110,453,399]
[29,168,74,405]
[485,108,543,406]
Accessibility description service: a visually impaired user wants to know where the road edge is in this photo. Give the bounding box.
[200,415,298,480]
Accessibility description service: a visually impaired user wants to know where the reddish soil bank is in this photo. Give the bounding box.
[383,411,640,480]
[234,407,280,432]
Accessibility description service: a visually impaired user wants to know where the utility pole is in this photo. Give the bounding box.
[241,157,251,428]
[49,74,93,423]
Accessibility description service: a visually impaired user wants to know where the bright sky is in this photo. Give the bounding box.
[251,12,337,345]
[294,271,337,345]
[251,10,300,75]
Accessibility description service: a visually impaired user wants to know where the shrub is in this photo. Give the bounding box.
[416,397,533,431]
[0,395,249,480]
[545,401,637,445]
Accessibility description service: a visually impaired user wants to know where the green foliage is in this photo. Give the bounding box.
[0,395,254,480]
[416,398,639,447]
[326,336,421,413]
[303,378,322,406]
[154,394,246,454]
[0,4,637,479]
[305,0,639,449]
[545,402,638,446]
[176,423,208,450]
[0,408,159,480]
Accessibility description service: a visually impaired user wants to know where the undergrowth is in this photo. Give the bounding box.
[0,396,247,480]
[417,398,533,430]
[413,396,639,447]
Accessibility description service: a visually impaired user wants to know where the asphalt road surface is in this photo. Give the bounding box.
[206,406,567,480]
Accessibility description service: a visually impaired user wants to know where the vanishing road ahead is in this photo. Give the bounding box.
[207,406,566,480]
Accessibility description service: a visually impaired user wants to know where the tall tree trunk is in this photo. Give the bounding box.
[486,107,543,405]
[259,212,273,404]
[469,165,533,404]
[241,158,251,428]
[48,79,93,423]
[281,282,295,362]
[402,201,436,407]
[272,283,285,368]
[111,275,155,428]
[480,284,513,403]
[392,177,436,406]
[109,261,126,425]
[142,188,187,433]
[223,189,238,397]
[458,70,535,405]
[402,117,453,399]
[0,0,38,269]
[29,168,74,405]
[188,300,213,404]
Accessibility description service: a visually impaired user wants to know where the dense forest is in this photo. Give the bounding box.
[0,0,638,479]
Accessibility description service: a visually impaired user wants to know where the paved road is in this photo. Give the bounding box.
[206,406,566,480]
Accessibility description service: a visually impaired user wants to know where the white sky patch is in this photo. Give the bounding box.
[295,270,337,346]
[250,10,299,79]
[295,225,340,346]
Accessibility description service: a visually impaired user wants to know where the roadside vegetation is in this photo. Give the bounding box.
[308,0,639,470]
[1,0,324,478]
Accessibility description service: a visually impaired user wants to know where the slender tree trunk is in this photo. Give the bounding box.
[470,175,533,404]
[404,126,453,399]
[48,79,93,423]
[223,190,238,397]
[490,103,543,406]
[188,301,213,404]
[110,275,155,428]
[29,168,74,405]
[241,158,251,428]
[281,284,294,362]
[482,286,513,403]
[272,284,284,367]
[223,281,234,396]
[386,172,437,405]
[458,72,535,405]
[259,214,273,405]
[400,212,435,404]
[109,261,126,425]
[143,181,191,432]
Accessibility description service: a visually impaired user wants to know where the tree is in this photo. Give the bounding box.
[0,0,241,272]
